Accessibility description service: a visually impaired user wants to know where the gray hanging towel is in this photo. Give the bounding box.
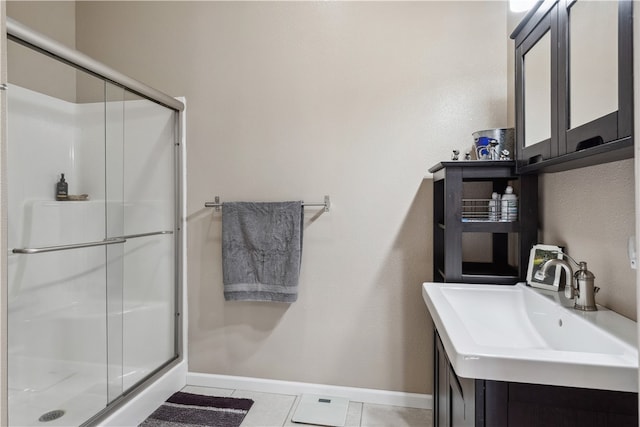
[222,201,303,302]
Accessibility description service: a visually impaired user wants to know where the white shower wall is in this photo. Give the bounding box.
[7,85,105,314]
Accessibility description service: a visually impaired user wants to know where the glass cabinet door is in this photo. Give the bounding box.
[568,0,618,129]
[524,30,552,148]
[515,3,558,166]
[560,0,633,154]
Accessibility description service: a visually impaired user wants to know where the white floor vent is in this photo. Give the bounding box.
[291,394,350,426]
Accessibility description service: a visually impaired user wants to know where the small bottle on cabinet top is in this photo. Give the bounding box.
[501,186,518,221]
[55,173,68,201]
[489,192,500,221]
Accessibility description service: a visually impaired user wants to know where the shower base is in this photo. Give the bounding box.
[8,356,150,427]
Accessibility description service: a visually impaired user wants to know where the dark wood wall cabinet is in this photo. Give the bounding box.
[429,161,537,284]
[433,329,639,427]
[512,0,633,174]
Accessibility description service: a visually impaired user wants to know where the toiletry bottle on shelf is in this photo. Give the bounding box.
[489,192,500,221]
[501,185,517,221]
[56,173,68,201]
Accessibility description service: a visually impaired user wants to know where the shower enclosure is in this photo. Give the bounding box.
[5,19,183,426]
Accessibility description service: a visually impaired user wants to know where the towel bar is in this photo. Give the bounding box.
[204,195,330,213]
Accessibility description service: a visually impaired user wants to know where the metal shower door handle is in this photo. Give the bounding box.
[12,237,127,254]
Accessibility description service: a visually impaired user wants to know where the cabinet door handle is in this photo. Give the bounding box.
[575,135,604,152]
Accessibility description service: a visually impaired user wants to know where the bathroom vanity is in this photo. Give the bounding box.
[426,0,637,424]
[433,331,638,427]
[423,282,639,427]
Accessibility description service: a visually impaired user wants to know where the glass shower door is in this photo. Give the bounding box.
[119,90,177,392]
[7,33,178,426]
[103,87,178,398]
[105,82,126,403]
[7,40,124,425]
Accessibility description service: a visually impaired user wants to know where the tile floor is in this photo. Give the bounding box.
[182,385,432,427]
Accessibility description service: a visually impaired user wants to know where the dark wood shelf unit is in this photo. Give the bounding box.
[461,221,520,233]
[461,262,519,285]
[429,161,538,285]
[438,222,520,232]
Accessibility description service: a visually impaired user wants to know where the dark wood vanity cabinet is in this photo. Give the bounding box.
[434,330,475,427]
[430,161,537,284]
[512,0,633,173]
[433,329,639,427]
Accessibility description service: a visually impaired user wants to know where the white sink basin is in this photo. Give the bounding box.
[422,282,638,392]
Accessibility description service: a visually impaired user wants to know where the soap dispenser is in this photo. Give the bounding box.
[56,173,68,201]
[573,262,599,311]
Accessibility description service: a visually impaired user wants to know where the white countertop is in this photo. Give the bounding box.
[422,282,638,392]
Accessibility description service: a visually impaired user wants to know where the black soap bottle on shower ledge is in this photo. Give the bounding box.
[55,173,68,201]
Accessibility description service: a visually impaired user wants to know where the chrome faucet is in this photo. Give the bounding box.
[540,253,599,311]
[542,258,575,299]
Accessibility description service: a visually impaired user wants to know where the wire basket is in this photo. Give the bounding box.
[462,199,504,222]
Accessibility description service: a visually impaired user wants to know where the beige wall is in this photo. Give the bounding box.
[507,9,528,128]
[74,1,508,394]
[6,0,75,46]
[540,160,636,320]
[6,1,76,101]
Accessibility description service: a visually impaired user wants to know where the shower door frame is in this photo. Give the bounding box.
[0,4,8,427]
[2,17,185,426]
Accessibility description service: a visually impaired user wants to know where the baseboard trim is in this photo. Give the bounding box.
[186,372,432,410]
